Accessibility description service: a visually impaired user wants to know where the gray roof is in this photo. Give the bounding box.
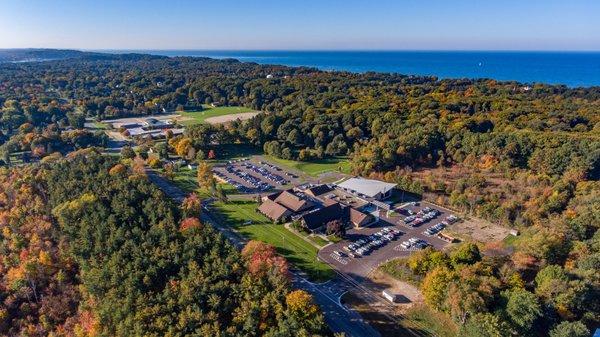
[337,177,396,198]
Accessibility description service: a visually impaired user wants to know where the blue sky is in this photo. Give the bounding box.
[0,0,598,50]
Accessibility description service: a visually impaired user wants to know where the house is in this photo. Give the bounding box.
[337,177,397,200]
[258,199,293,222]
[257,189,315,222]
[118,122,141,129]
[300,201,375,233]
[304,184,333,198]
[301,203,345,232]
[142,118,170,129]
[262,191,281,202]
[273,190,315,213]
[349,208,375,227]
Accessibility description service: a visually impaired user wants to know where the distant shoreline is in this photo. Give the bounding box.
[2,48,599,87]
[93,49,600,88]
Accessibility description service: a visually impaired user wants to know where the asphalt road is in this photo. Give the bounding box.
[319,202,453,279]
[146,170,380,337]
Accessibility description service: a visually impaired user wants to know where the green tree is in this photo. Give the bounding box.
[460,313,511,337]
[66,111,86,129]
[504,289,542,333]
[549,321,589,337]
[120,145,136,159]
[450,243,481,266]
[422,266,455,310]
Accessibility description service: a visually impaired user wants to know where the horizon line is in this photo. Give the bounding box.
[2,47,600,53]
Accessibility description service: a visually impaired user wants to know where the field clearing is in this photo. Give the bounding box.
[341,292,455,337]
[263,155,351,176]
[410,164,516,243]
[205,112,260,124]
[211,200,334,282]
[446,218,511,243]
[166,167,237,198]
[178,106,259,126]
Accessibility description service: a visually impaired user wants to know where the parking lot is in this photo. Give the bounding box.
[319,201,459,278]
[213,158,302,193]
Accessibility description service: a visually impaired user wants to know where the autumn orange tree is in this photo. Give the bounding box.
[197,160,216,192]
[181,192,202,217]
[0,166,81,335]
[22,153,327,336]
[242,240,290,277]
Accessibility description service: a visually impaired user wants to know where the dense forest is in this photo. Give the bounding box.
[0,151,327,336]
[1,53,597,226]
[0,51,599,336]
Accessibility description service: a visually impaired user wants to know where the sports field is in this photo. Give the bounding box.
[178,106,259,126]
[211,200,334,282]
[264,155,352,176]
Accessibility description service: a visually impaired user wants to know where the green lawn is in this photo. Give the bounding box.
[403,305,458,337]
[207,144,262,164]
[178,105,258,126]
[264,155,352,176]
[166,167,236,198]
[308,234,330,247]
[288,225,330,248]
[93,121,109,129]
[210,200,334,282]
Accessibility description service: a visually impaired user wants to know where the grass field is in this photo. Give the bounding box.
[402,305,458,337]
[208,144,262,164]
[210,200,334,282]
[264,155,352,176]
[178,105,257,126]
[92,121,108,129]
[167,167,237,198]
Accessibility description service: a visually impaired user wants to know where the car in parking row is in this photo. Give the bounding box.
[258,161,282,171]
[404,209,439,227]
[446,215,459,223]
[424,222,447,236]
[400,237,429,250]
[220,165,273,191]
[241,162,289,185]
[342,227,402,257]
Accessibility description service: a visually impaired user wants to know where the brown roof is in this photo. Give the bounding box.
[305,184,333,197]
[349,208,373,227]
[258,199,292,221]
[301,203,345,230]
[274,190,314,212]
[323,198,338,206]
[262,191,282,202]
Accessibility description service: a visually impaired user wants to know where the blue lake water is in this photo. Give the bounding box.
[111,50,600,87]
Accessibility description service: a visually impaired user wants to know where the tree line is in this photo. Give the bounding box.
[0,151,328,336]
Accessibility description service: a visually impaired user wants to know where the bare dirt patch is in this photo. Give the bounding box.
[105,130,129,142]
[204,112,260,124]
[341,291,417,337]
[446,217,511,243]
[368,269,424,308]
